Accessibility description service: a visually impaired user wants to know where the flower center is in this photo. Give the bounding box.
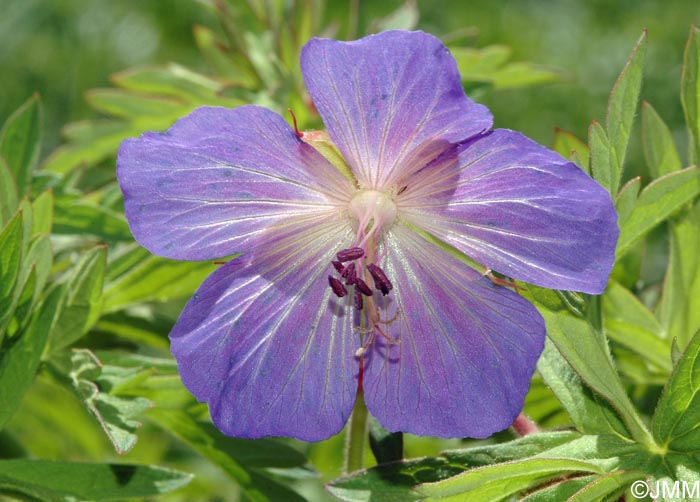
[327,190,397,311]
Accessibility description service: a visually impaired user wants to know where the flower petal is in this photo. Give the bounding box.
[362,225,545,438]
[402,129,618,294]
[301,30,492,189]
[170,214,359,441]
[117,105,353,260]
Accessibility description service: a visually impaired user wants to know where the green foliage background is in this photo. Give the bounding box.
[1,1,700,501]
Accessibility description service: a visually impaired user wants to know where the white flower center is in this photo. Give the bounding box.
[348,189,397,235]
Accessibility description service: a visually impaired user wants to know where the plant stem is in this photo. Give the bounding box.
[344,390,368,473]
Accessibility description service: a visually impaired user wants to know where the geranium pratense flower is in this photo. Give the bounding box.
[117,31,617,441]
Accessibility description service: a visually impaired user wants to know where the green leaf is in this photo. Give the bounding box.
[0,94,41,197]
[148,408,304,502]
[588,121,617,194]
[414,458,602,502]
[67,349,152,454]
[53,195,132,243]
[532,293,654,447]
[603,282,672,372]
[616,166,700,258]
[49,245,107,351]
[652,329,700,451]
[0,157,18,226]
[553,128,590,173]
[606,30,647,178]
[85,88,186,120]
[369,416,403,465]
[681,25,700,164]
[521,475,596,502]
[0,287,61,430]
[102,247,216,313]
[656,201,700,349]
[567,470,646,502]
[537,339,629,437]
[327,432,581,502]
[0,459,191,501]
[0,213,23,339]
[31,190,53,237]
[615,177,642,226]
[369,1,419,32]
[641,101,682,178]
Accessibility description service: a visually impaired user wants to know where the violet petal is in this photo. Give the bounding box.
[362,225,545,438]
[403,129,618,294]
[301,31,492,189]
[117,105,353,260]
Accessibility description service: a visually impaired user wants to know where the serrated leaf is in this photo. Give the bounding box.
[0,213,23,338]
[567,470,646,502]
[50,246,107,351]
[0,94,41,197]
[553,128,590,173]
[0,158,18,226]
[68,349,152,454]
[681,25,700,164]
[642,101,682,178]
[652,330,700,451]
[603,282,671,372]
[415,458,602,502]
[616,166,700,258]
[531,292,653,447]
[0,287,60,430]
[327,432,581,502]
[606,30,646,178]
[148,408,304,502]
[521,475,596,502]
[656,201,700,349]
[588,121,617,194]
[0,459,191,501]
[102,249,216,313]
[537,339,629,437]
[53,196,132,243]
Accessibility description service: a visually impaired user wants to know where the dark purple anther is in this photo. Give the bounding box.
[367,263,393,296]
[354,290,363,311]
[354,278,373,296]
[336,247,365,262]
[331,260,344,273]
[328,275,347,297]
[341,262,356,284]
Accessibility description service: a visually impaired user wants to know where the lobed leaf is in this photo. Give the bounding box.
[652,329,700,451]
[414,458,602,502]
[0,459,191,501]
[641,101,682,178]
[616,166,700,258]
[68,349,152,454]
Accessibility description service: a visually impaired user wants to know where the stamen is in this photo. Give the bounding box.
[331,260,344,273]
[354,278,373,296]
[337,247,365,262]
[328,276,347,297]
[367,263,393,295]
[288,108,303,139]
[341,262,356,284]
[354,290,363,311]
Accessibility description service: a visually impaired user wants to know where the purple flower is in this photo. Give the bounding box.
[117,31,617,441]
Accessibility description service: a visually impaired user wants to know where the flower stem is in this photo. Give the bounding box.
[344,390,368,473]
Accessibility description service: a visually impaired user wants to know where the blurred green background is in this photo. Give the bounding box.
[2,0,699,166]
